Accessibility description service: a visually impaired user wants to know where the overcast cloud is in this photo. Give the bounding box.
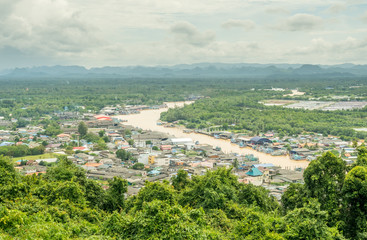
[0,0,367,68]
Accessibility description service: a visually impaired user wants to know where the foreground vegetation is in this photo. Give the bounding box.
[1,147,367,239]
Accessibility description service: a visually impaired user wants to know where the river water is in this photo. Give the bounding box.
[117,102,309,170]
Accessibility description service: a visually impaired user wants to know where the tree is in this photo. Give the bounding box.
[238,183,279,212]
[84,133,99,143]
[281,183,308,213]
[104,177,128,211]
[354,146,367,167]
[179,167,240,210]
[44,156,86,184]
[233,158,239,169]
[283,200,342,240]
[78,121,88,137]
[84,179,106,209]
[116,149,132,161]
[303,151,346,223]
[171,169,190,191]
[342,166,367,238]
[132,163,144,170]
[94,138,107,150]
[127,139,134,146]
[98,130,105,137]
[44,121,62,136]
[0,156,19,185]
[131,181,176,210]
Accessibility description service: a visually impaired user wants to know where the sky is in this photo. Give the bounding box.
[1,0,367,69]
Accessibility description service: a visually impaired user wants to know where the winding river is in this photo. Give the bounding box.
[117,102,309,170]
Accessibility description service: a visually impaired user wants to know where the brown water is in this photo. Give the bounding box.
[116,102,309,170]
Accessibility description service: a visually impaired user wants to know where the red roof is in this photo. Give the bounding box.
[73,147,86,151]
[94,115,112,121]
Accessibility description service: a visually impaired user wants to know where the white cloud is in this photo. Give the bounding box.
[170,22,215,47]
[361,11,367,23]
[276,13,323,31]
[0,0,103,62]
[222,19,256,30]
[285,37,367,63]
[327,3,346,14]
[265,7,289,15]
[0,0,366,67]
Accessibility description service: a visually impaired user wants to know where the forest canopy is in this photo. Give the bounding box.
[1,148,367,239]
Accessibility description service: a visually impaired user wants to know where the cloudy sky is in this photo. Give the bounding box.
[1,0,367,69]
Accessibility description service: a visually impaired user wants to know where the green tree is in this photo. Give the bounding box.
[342,166,367,238]
[179,167,240,210]
[303,151,346,223]
[44,121,62,136]
[0,156,20,186]
[127,139,134,146]
[354,146,367,167]
[171,169,190,191]
[132,163,144,170]
[281,183,308,213]
[104,177,128,211]
[94,138,107,150]
[238,183,279,212]
[44,156,86,184]
[78,121,88,137]
[98,130,105,137]
[131,181,176,211]
[283,200,342,240]
[116,149,132,161]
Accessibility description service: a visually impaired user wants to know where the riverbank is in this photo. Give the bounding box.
[116,101,309,170]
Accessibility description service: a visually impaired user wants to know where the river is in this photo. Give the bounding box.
[116,102,309,170]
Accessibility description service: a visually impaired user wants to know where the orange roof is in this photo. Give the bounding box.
[57,133,71,138]
[84,162,103,167]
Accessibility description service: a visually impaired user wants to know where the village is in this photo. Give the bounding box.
[0,103,363,201]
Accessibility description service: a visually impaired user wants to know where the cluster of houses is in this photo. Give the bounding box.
[1,106,362,200]
[198,130,360,163]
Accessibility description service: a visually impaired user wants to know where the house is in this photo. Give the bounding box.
[148,170,160,176]
[171,138,193,145]
[250,137,272,145]
[160,145,172,151]
[73,146,88,151]
[57,133,72,142]
[246,167,263,177]
[155,158,170,166]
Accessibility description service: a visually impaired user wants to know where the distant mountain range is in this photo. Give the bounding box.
[1,63,367,78]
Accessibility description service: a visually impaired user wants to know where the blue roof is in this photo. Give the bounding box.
[149,170,160,174]
[250,136,262,142]
[246,167,263,177]
[0,142,13,147]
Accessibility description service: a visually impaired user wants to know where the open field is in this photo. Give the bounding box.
[13,153,62,161]
[261,100,298,106]
[262,100,367,111]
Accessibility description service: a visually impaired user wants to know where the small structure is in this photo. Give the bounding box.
[246,167,263,177]
[250,137,272,145]
[160,145,172,151]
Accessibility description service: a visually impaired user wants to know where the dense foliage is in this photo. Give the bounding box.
[0,145,45,157]
[1,149,367,239]
[161,95,367,139]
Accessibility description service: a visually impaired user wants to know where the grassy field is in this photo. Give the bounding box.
[13,153,62,161]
